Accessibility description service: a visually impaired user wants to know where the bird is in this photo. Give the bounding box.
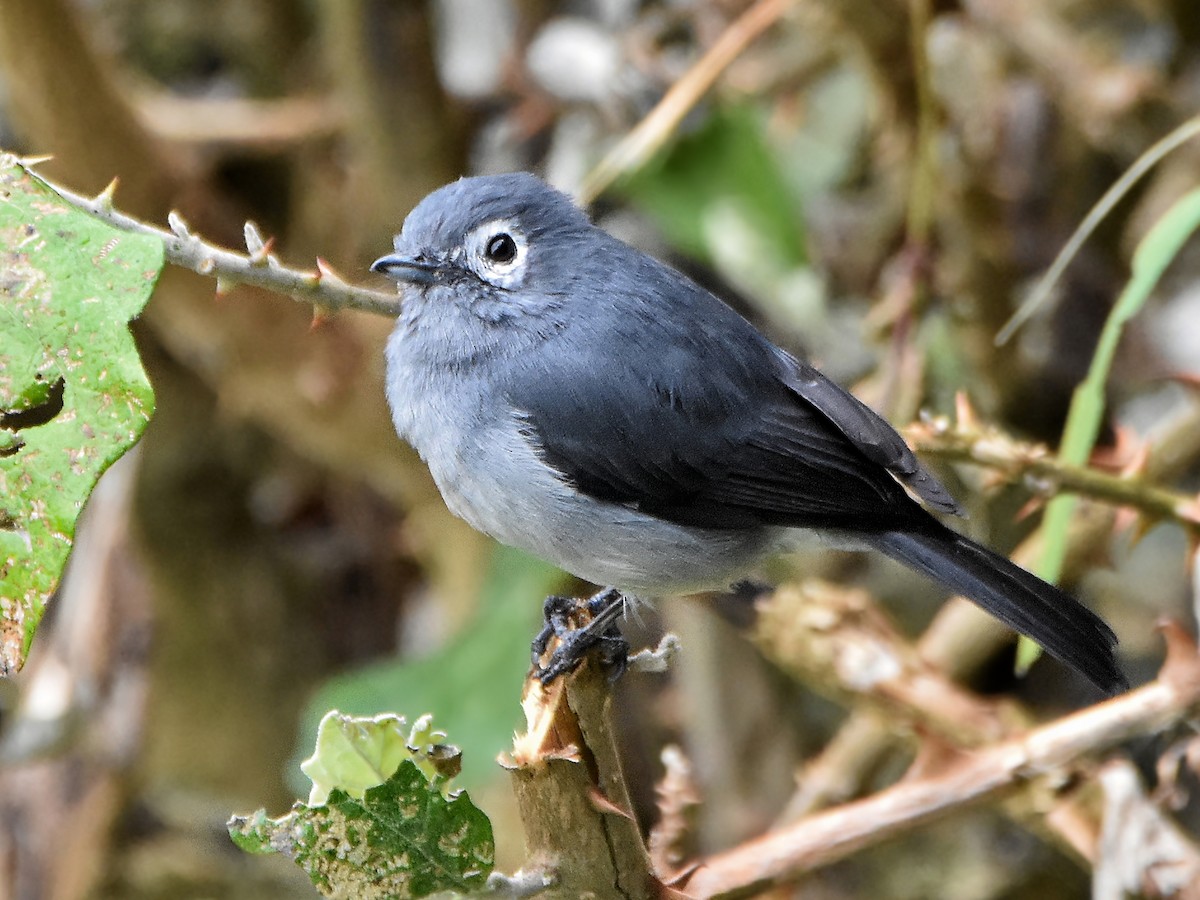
[371,172,1126,695]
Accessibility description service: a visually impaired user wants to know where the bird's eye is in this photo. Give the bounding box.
[485,233,517,264]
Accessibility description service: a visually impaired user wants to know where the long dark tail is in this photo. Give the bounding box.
[870,520,1127,694]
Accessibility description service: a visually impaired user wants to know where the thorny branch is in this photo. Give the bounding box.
[577,0,794,203]
[30,152,1200,541]
[754,577,1117,868]
[22,158,401,317]
[906,413,1200,535]
[759,405,1200,893]
[682,623,1200,898]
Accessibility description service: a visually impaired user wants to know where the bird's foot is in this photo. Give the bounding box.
[531,587,629,685]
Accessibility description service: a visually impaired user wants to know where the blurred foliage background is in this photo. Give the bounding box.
[0,0,1198,897]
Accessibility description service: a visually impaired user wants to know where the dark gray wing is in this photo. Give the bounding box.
[503,288,957,531]
[773,350,962,515]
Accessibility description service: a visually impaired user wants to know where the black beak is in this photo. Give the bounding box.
[370,253,447,285]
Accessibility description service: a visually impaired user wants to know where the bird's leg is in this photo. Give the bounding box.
[530,594,577,666]
[531,587,629,684]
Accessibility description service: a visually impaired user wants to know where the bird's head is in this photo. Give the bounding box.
[371,173,593,310]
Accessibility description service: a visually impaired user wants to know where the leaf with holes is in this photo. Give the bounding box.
[229,713,494,899]
[300,710,463,807]
[0,155,162,674]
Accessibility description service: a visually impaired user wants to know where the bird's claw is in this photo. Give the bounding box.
[531,588,629,684]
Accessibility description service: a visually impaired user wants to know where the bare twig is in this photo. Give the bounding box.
[754,581,1024,747]
[136,93,343,151]
[777,405,1200,853]
[755,576,1137,871]
[23,160,401,317]
[577,0,793,203]
[683,624,1200,897]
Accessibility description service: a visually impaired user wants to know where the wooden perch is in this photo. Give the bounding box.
[503,664,663,900]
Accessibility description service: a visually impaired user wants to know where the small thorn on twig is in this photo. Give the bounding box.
[954,392,979,431]
[248,234,276,268]
[93,178,119,211]
[314,257,347,286]
[215,276,236,299]
[19,154,54,168]
[1088,425,1148,474]
[167,211,191,239]
[244,221,266,254]
[1120,510,1157,550]
[587,786,635,819]
[1166,371,1200,389]
[1180,494,1200,529]
[310,306,331,330]
[1158,619,1200,691]
[1013,494,1047,522]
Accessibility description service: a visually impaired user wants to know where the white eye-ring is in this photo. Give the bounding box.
[467,219,528,288]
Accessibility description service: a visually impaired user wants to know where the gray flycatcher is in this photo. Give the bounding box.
[372,172,1125,695]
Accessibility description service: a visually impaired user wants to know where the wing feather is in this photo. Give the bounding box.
[501,263,953,532]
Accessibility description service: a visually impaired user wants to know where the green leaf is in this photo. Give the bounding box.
[293,545,565,792]
[231,747,494,897]
[1021,186,1200,671]
[625,105,807,269]
[301,710,461,806]
[0,155,162,673]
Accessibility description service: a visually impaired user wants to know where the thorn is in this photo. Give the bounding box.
[587,786,634,819]
[244,221,265,254]
[1184,531,1200,570]
[310,306,331,330]
[1014,494,1046,522]
[167,211,191,239]
[215,276,236,298]
[1164,372,1200,390]
[954,392,978,432]
[315,257,347,285]
[248,235,276,268]
[196,256,215,276]
[1177,493,1200,529]
[1112,505,1139,537]
[93,177,119,211]
[1117,510,1157,550]
[976,469,1008,493]
[244,222,279,267]
[1157,619,1200,692]
[1089,425,1148,474]
[18,154,54,168]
